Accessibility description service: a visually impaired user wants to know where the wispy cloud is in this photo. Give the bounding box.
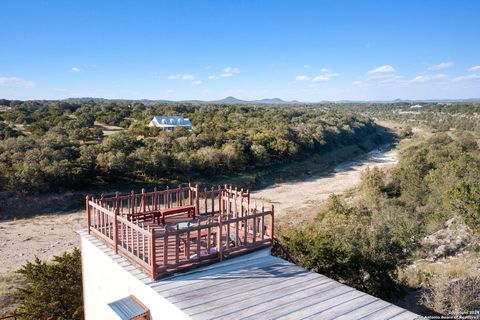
[367,65,395,75]
[221,67,240,77]
[469,65,480,72]
[453,74,480,82]
[0,77,35,88]
[428,62,454,71]
[208,67,240,80]
[312,75,330,82]
[410,74,447,83]
[295,75,311,81]
[70,67,83,73]
[295,68,339,82]
[168,74,196,80]
[193,80,202,85]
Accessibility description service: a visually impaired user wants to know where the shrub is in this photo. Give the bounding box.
[15,249,83,320]
[421,276,480,316]
[277,195,420,301]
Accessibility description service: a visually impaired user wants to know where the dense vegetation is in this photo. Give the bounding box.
[15,249,83,320]
[277,118,480,311]
[0,100,388,193]
[332,102,480,132]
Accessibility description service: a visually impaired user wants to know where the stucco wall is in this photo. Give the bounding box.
[81,233,191,320]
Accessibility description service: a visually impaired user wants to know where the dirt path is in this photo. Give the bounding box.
[0,148,398,273]
[251,148,399,223]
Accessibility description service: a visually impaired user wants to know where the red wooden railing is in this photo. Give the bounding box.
[86,185,274,279]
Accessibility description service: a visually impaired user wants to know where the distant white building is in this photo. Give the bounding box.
[149,116,192,132]
[410,104,423,109]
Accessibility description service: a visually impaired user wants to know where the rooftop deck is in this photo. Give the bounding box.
[86,185,274,279]
[79,231,420,320]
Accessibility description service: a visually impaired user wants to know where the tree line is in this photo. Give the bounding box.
[0,100,388,192]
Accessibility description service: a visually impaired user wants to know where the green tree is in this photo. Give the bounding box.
[278,196,419,301]
[444,182,480,234]
[15,249,83,320]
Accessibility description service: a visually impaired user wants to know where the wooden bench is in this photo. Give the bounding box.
[158,205,196,224]
[126,205,196,225]
[127,212,156,223]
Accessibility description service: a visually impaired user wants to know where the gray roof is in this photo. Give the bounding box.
[151,250,419,320]
[152,116,192,127]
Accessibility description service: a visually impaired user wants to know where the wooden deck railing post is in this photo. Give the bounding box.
[188,182,193,206]
[217,185,221,214]
[113,206,119,254]
[130,190,135,215]
[150,227,156,279]
[269,205,275,241]
[217,214,223,262]
[195,184,200,217]
[178,184,182,206]
[141,188,146,213]
[86,195,91,234]
[154,187,158,211]
[211,186,215,213]
[163,230,168,267]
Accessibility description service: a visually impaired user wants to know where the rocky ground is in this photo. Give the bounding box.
[0,211,84,274]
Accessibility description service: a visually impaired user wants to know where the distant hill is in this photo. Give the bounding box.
[60,97,480,105]
[63,96,302,105]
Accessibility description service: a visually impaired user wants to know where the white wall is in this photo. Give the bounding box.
[81,234,191,320]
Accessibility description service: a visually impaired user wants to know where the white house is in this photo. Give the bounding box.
[149,116,192,132]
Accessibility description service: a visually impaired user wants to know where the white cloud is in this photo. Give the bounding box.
[295,75,311,81]
[70,67,82,72]
[428,62,454,71]
[304,64,311,69]
[0,77,35,88]
[353,80,362,85]
[469,65,480,72]
[193,80,202,85]
[324,72,339,78]
[221,67,240,77]
[208,66,240,79]
[453,74,480,82]
[367,65,395,74]
[312,75,330,82]
[296,68,339,82]
[411,76,430,83]
[411,74,447,83]
[168,74,196,81]
[182,74,195,80]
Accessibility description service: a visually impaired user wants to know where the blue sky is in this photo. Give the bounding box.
[1,0,479,101]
